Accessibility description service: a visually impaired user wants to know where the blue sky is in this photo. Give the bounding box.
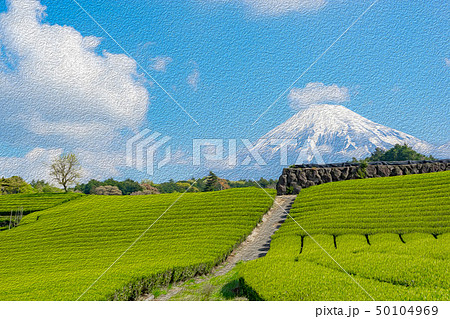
[0,0,448,183]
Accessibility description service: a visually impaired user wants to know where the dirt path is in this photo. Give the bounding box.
[141,195,296,301]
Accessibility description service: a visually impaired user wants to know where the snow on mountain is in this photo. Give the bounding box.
[252,104,434,164]
[432,141,450,159]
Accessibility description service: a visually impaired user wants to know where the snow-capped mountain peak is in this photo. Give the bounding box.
[253,104,433,164]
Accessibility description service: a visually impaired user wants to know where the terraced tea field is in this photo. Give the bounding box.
[0,193,83,215]
[0,193,84,231]
[0,187,275,300]
[240,171,450,300]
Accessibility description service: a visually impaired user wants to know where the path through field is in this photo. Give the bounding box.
[142,195,296,301]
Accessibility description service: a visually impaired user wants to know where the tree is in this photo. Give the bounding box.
[75,178,143,195]
[30,180,63,193]
[93,185,122,195]
[366,144,436,162]
[117,179,142,195]
[216,178,230,190]
[77,179,102,194]
[0,176,34,194]
[140,182,160,194]
[50,153,81,192]
[352,144,436,163]
[204,171,218,192]
[157,179,178,193]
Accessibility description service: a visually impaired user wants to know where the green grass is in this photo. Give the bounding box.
[0,193,83,216]
[240,172,450,301]
[0,187,275,300]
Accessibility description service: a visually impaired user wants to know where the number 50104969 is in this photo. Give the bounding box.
[376,306,438,316]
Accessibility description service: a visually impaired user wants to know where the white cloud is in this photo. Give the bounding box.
[445,58,450,67]
[28,118,117,148]
[0,0,148,129]
[206,0,326,16]
[187,69,200,91]
[0,0,150,180]
[0,147,123,183]
[76,149,124,182]
[150,56,172,72]
[0,148,62,182]
[243,0,326,15]
[288,82,350,110]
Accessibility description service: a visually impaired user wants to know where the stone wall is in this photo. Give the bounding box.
[276,160,450,195]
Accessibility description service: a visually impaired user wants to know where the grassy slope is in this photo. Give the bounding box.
[0,188,275,300]
[240,172,450,300]
[0,193,83,215]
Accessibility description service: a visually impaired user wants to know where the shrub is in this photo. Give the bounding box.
[286,186,294,195]
[356,161,368,179]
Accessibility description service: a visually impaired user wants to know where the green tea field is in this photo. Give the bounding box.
[0,187,275,300]
[0,193,84,231]
[0,193,83,215]
[239,171,450,300]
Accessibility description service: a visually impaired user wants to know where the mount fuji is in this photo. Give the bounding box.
[251,104,434,165]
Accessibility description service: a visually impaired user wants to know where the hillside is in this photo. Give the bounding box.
[0,193,83,215]
[240,171,450,300]
[0,188,275,300]
[0,193,84,231]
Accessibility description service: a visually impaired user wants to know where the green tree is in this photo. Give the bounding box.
[366,147,385,161]
[204,171,218,192]
[75,179,101,194]
[157,179,178,193]
[352,144,436,163]
[367,144,435,162]
[117,179,142,195]
[30,180,63,193]
[0,176,34,194]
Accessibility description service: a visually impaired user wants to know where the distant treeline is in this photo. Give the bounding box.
[0,172,276,196]
[74,172,277,195]
[0,177,63,195]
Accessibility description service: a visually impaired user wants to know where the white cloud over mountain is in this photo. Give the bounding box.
[289,82,350,110]
[0,0,149,181]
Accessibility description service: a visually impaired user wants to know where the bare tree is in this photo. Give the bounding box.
[50,153,81,192]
